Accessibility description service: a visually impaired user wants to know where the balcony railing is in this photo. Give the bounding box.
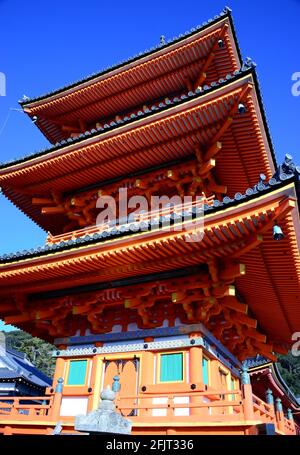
[0,397,53,419]
[115,389,244,421]
[0,390,297,435]
[252,394,275,422]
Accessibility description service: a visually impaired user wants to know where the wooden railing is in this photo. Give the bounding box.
[252,394,275,422]
[0,391,297,435]
[115,389,245,420]
[0,396,53,419]
[283,416,296,435]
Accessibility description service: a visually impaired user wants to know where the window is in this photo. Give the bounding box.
[67,360,87,385]
[160,353,183,382]
[202,357,209,386]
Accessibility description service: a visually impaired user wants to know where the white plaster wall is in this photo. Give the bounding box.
[60,397,88,416]
[174,396,189,416]
[152,397,168,416]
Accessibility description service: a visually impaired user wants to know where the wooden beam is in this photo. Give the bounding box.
[220,263,246,281]
[231,312,257,328]
[208,116,233,148]
[41,206,65,215]
[203,83,253,162]
[4,313,30,324]
[207,182,227,194]
[32,197,54,205]
[193,23,229,90]
[198,158,216,176]
[212,284,236,298]
[245,328,266,343]
[204,141,222,161]
[61,125,81,133]
[221,296,248,313]
[232,234,263,258]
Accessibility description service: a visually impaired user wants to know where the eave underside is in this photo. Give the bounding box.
[0,186,299,352]
[22,15,240,144]
[0,75,275,235]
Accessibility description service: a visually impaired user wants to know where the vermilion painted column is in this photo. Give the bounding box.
[51,378,64,421]
[189,333,202,416]
[52,357,65,386]
[87,355,100,411]
[140,341,154,417]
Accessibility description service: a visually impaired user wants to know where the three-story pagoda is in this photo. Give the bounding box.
[0,8,299,435]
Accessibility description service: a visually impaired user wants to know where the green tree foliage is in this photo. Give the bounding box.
[2,330,55,378]
[277,353,300,397]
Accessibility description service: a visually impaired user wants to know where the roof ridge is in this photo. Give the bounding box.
[0,64,254,170]
[19,7,232,106]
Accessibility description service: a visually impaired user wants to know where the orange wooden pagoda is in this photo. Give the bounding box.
[0,7,299,435]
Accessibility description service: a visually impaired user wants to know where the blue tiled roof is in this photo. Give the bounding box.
[244,355,269,369]
[0,347,51,387]
[0,155,298,264]
[19,7,235,106]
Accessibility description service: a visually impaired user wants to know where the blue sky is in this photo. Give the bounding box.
[0,0,299,331]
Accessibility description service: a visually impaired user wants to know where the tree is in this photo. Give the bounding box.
[2,330,55,378]
[277,353,300,397]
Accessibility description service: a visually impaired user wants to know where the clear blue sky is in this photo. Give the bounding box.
[0,0,299,332]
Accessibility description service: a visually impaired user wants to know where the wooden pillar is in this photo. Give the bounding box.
[189,332,202,416]
[52,357,65,386]
[51,378,64,421]
[87,355,100,411]
[241,365,254,421]
[140,347,154,417]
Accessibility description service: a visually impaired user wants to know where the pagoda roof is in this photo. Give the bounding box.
[0,164,299,350]
[0,68,277,234]
[19,8,242,144]
[0,164,297,264]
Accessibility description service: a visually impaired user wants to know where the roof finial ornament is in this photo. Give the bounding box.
[22,95,30,101]
[160,35,166,45]
[223,6,232,14]
[242,57,257,71]
[274,154,300,181]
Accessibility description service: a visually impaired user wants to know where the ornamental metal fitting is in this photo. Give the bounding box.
[266,388,274,406]
[112,375,121,393]
[275,397,283,413]
[241,364,250,385]
[55,377,64,393]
